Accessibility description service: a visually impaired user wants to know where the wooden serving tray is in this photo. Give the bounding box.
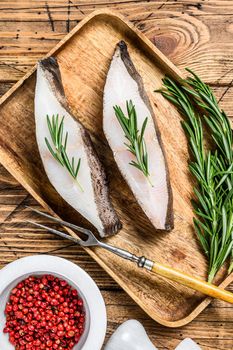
[0,10,232,327]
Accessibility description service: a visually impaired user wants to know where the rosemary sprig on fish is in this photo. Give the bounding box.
[45,114,83,192]
[114,100,153,186]
[103,41,173,231]
[158,70,233,282]
[35,57,122,237]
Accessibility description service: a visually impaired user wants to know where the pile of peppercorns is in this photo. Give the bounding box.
[3,274,85,349]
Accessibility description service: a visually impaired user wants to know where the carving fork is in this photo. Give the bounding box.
[27,207,233,304]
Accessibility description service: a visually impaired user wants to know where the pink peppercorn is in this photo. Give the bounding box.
[4,274,85,350]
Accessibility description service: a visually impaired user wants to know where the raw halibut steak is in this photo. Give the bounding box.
[103,41,173,231]
[35,57,122,237]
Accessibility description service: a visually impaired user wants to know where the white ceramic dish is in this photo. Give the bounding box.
[0,255,107,349]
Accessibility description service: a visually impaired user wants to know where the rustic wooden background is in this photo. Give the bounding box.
[0,1,233,349]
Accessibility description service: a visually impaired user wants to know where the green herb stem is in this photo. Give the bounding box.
[157,73,233,282]
[45,114,83,192]
[114,100,153,186]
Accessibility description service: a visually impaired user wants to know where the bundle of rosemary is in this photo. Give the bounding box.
[157,70,233,282]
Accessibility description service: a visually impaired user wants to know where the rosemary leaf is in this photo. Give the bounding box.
[114,100,152,185]
[157,71,233,281]
[45,115,83,192]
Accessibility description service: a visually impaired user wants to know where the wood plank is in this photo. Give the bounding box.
[1,1,233,349]
[0,1,233,84]
[3,82,233,119]
[0,125,231,342]
[0,9,213,327]
[104,289,233,349]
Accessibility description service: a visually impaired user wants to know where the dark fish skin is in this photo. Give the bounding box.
[38,57,122,236]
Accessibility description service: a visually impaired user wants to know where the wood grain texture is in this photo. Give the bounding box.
[0,1,233,349]
[0,10,210,327]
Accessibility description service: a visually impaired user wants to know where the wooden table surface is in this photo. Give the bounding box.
[0,1,233,349]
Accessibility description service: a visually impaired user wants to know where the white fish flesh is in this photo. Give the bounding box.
[35,57,122,237]
[103,41,173,231]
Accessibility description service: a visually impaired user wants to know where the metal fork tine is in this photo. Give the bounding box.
[26,206,91,236]
[27,220,83,245]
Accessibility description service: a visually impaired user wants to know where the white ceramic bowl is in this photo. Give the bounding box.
[0,255,107,349]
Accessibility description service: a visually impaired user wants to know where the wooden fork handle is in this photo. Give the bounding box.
[151,261,233,304]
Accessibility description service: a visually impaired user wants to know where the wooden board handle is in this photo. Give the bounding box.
[151,261,233,303]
